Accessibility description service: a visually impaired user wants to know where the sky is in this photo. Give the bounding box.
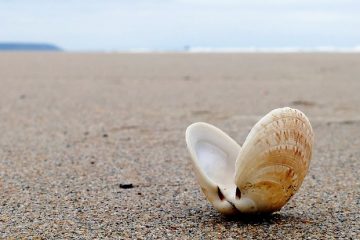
[1,0,360,51]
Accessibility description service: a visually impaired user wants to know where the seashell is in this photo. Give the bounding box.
[185,107,314,215]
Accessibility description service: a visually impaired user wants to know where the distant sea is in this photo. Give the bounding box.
[1,43,359,53]
[127,46,360,53]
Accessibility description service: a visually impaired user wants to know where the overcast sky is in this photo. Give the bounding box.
[1,0,360,51]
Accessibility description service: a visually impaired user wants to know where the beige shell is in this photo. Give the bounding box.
[185,107,314,215]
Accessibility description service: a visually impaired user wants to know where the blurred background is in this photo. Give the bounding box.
[1,0,360,52]
[1,1,360,238]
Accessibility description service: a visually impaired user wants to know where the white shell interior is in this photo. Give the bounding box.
[186,123,240,191]
[195,141,233,187]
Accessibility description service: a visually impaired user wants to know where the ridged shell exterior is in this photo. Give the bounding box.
[235,107,314,213]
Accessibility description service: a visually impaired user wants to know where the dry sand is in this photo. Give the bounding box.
[0,53,359,239]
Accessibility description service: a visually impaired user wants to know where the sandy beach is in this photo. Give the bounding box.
[0,52,359,238]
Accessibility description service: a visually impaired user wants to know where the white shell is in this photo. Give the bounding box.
[185,107,314,215]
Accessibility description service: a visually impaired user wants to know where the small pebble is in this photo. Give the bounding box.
[120,183,133,189]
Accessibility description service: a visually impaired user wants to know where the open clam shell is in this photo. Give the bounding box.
[185,107,314,215]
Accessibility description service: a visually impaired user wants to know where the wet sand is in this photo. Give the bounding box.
[0,53,359,238]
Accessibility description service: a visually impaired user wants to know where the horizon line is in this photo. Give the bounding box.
[2,46,360,53]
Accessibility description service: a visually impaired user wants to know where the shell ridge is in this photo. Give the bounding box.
[234,107,313,214]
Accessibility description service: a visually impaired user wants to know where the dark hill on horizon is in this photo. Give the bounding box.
[0,42,62,51]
